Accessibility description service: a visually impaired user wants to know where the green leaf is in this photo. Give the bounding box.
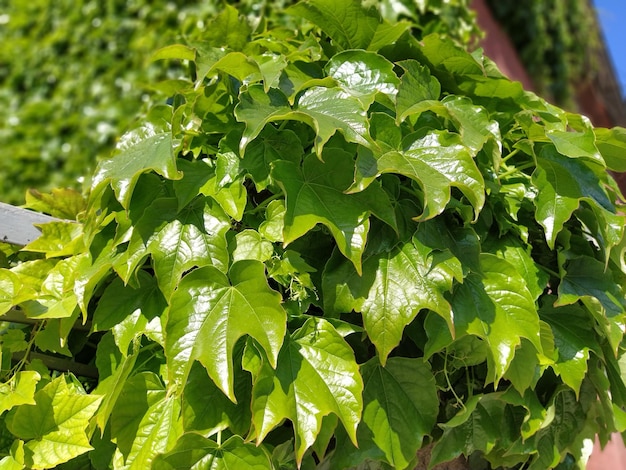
[355,130,484,220]
[92,271,166,354]
[273,151,396,273]
[122,395,182,470]
[246,317,363,464]
[110,372,166,459]
[23,222,83,258]
[93,351,138,433]
[323,238,460,363]
[92,130,182,210]
[332,357,438,469]
[547,127,603,164]
[201,4,251,51]
[288,0,380,50]
[182,360,251,436]
[0,371,41,415]
[241,127,304,191]
[5,376,101,469]
[295,86,370,155]
[118,197,230,299]
[395,60,441,121]
[451,254,541,383]
[232,230,274,263]
[326,50,399,106]
[151,44,196,62]
[533,144,614,248]
[557,256,626,317]
[540,299,599,395]
[165,260,287,400]
[430,395,510,466]
[594,126,626,171]
[206,52,261,83]
[152,434,272,470]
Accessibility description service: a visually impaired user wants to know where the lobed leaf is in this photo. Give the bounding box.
[246,317,363,465]
[165,260,287,400]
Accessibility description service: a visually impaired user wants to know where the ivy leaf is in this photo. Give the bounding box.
[273,151,396,274]
[118,197,230,299]
[202,4,251,51]
[92,271,166,354]
[395,60,441,121]
[232,230,274,263]
[355,130,484,220]
[182,360,252,436]
[594,126,626,171]
[152,434,272,470]
[533,145,614,248]
[288,0,380,50]
[92,131,182,210]
[0,371,41,415]
[235,84,371,157]
[547,126,603,164]
[242,127,304,191]
[557,256,626,317]
[540,299,599,395]
[246,317,363,465]
[122,395,182,470]
[429,395,510,467]
[165,260,287,401]
[5,376,101,469]
[451,254,542,383]
[323,238,460,363]
[332,357,438,469]
[295,86,370,155]
[110,372,166,459]
[326,50,399,106]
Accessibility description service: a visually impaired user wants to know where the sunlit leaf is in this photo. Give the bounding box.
[246,318,363,465]
[5,376,101,469]
[165,261,286,400]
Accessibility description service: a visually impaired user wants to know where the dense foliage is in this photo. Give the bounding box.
[2,0,626,468]
[0,0,220,204]
[486,0,598,106]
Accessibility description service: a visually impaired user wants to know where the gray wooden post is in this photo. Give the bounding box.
[0,202,60,246]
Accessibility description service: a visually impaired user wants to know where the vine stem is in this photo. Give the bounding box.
[498,162,535,180]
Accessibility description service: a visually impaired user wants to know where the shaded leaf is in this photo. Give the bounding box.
[557,256,626,317]
[152,434,272,470]
[332,358,438,469]
[273,151,396,273]
[533,145,613,248]
[540,299,599,395]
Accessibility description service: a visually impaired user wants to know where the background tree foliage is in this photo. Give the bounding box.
[2,0,626,469]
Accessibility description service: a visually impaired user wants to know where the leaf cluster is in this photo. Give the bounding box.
[2,0,626,469]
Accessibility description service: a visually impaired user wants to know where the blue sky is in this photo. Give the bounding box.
[594,0,626,98]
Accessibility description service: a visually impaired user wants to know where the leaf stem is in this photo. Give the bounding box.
[501,148,520,164]
[498,162,535,180]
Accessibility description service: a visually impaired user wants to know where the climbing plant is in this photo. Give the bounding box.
[486,0,599,106]
[1,0,626,468]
